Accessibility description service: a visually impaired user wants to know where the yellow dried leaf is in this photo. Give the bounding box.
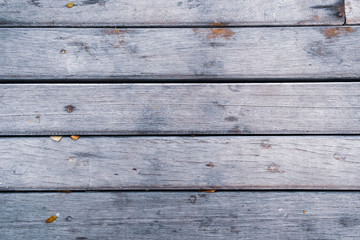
[201,190,216,193]
[50,136,63,142]
[70,135,80,141]
[45,215,57,223]
[66,2,74,8]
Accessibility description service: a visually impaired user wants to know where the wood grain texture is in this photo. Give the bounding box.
[345,0,360,24]
[2,136,360,190]
[2,83,360,135]
[1,26,360,80]
[0,191,360,239]
[0,0,344,26]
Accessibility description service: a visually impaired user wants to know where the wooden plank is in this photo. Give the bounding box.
[2,136,360,190]
[0,191,359,239]
[0,0,344,26]
[2,83,360,135]
[345,0,360,24]
[1,26,360,80]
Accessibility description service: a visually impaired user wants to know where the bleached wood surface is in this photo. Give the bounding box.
[1,26,360,80]
[0,0,345,26]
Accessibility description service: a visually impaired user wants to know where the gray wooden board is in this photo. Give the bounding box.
[2,26,360,80]
[345,0,360,24]
[2,83,360,135]
[0,191,360,239]
[0,0,345,26]
[2,136,360,190]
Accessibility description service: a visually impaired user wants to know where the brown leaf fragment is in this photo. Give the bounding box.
[70,135,80,141]
[45,215,57,223]
[50,136,63,142]
[66,2,74,8]
[201,190,216,193]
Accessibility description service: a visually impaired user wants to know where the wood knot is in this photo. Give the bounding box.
[65,105,75,113]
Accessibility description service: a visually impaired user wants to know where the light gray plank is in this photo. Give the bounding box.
[345,0,360,24]
[2,83,360,135]
[0,0,344,26]
[2,136,360,190]
[0,191,359,239]
[1,26,360,80]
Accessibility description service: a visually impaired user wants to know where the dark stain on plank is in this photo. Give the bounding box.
[28,0,40,7]
[199,217,213,227]
[310,1,345,17]
[188,195,197,204]
[321,27,355,39]
[81,0,106,6]
[224,116,238,122]
[339,217,360,227]
[68,41,90,52]
[74,152,103,159]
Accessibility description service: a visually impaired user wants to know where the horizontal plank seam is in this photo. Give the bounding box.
[0,24,349,29]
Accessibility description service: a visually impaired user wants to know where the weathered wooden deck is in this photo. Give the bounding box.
[1,0,360,239]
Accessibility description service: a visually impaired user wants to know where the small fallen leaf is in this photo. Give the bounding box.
[60,49,66,54]
[45,215,57,223]
[201,190,216,193]
[70,135,80,141]
[50,136,63,142]
[66,2,74,8]
[303,210,306,214]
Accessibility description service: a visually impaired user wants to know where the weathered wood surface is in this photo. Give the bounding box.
[2,83,360,135]
[1,26,360,80]
[2,136,360,190]
[0,0,345,27]
[0,191,359,239]
[345,0,360,24]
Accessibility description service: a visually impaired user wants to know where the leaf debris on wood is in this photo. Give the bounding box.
[50,136,63,142]
[201,190,216,193]
[70,135,80,141]
[45,215,57,223]
[66,2,74,8]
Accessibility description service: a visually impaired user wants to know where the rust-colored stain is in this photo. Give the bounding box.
[267,163,285,173]
[261,141,271,149]
[303,210,306,214]
[210,22,229,27]
[207,29,235,40]
[206,163,214,168]
[102,28,128,35]
[337,4,345,17]
[322,27,354,39]
[313,15,319,20]
[193,28,235,40]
